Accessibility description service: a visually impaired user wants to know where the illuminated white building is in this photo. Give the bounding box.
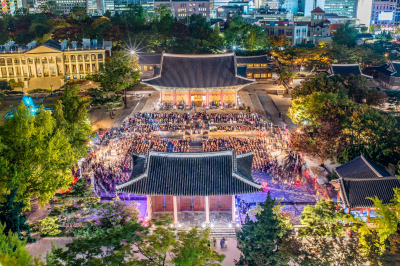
[371,0,396,27]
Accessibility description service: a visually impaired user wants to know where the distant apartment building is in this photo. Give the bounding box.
[154,0,210,18]
[371,0,397,27]
[55,0,87,14]
[262,20,308,46]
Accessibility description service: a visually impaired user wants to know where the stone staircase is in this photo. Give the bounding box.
[189,133,203,152]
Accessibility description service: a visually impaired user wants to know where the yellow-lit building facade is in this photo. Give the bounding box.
[0,39,112,89]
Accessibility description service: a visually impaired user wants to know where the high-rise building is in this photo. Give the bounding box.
[324,0,355,17]
[324,0,372,27]
[371,0,396,27]
[154,0,210,18]
[282,0,298,13]
[356,0,373,27]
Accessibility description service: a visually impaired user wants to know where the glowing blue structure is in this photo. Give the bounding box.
[22,96,37,116]
[5,96,52,118]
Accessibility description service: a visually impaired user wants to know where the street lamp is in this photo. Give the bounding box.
[50,85,53,96]
[130,50,136,55]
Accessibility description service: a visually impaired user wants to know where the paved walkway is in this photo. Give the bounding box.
[27,236,241,265]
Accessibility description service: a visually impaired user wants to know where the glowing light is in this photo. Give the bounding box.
[130,50,136,55]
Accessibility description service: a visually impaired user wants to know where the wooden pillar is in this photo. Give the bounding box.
[160,91,163,103]
[205,196,210,223]
[232,195,236,223]
[173,196,178,223]
[206,91,209,105]
[188,91,191,106]
[367,209,371,218]
[234,91,238,106]
[348,208,351,214]
[173,90,177,105]
[146,195,152,220]
[220,90,224,106]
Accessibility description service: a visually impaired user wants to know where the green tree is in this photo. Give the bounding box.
[53,84,92,159]
[291,73,347,99]
[89,50,140,93]
[288,92,349,125]
[30,217,61,236]
[0,80,13,99]
[209,24,223,47]
[172,227,225,266]
[360,26,368,33]
[236,192,290,266]
[0,222,43,266]
[290,115,349,164]
[332,22,358,48]
[0,104,75,208]
[0,187,35,243]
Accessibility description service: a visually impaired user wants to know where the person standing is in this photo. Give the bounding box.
[220,238,225,249]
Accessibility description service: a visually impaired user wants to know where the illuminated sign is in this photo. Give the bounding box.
[379,11,394,21]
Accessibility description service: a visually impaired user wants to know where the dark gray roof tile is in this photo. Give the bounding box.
[142,53,255,88]
[116,150,261,196]
[340,177,400,208]
[335,155,391,179]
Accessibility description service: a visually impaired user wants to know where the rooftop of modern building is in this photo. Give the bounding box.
[0,39,112,54]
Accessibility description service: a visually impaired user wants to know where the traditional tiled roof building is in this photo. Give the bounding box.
[371,61,400,90]
[141,53,256,107]
[116,150,262,224]
[332,155,400,217]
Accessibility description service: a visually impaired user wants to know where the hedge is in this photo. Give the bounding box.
[26,88,52,94]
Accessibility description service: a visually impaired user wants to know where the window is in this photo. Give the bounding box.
[247,64,254,67]
[149,66,153,70]
[254,74,261,78]
[247,73,253,78]
[261,73,267,78]
[143,65,148,71]
[268,73,272,77]
[254,64,260,67]
[261,64,267,67]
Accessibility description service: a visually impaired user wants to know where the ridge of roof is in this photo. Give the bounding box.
[360,154,382,177]
[342,176,397,182]
[148,149,233,157]
[233,172,262,188]
[163,52,235,58]
[311,6,325,13]
[236,55,268,58]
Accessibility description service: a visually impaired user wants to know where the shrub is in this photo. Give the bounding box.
[30,217,61,236]
[26,88,52,94]
[5,91,23,95]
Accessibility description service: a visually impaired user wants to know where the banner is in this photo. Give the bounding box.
[10,0,15,14]
[17,0,22,9]
[1,0,7,13]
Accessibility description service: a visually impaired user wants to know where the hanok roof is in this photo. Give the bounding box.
[328,64,372,79]
[335,155,391,179]
[372,61,400,78]
[116,150,262,196]
[356,33,373,39]
[142,53,256,89]
[236,55,271,64]
[138,54,162,65]
[339,177,400,208]
[311,7,325,13]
